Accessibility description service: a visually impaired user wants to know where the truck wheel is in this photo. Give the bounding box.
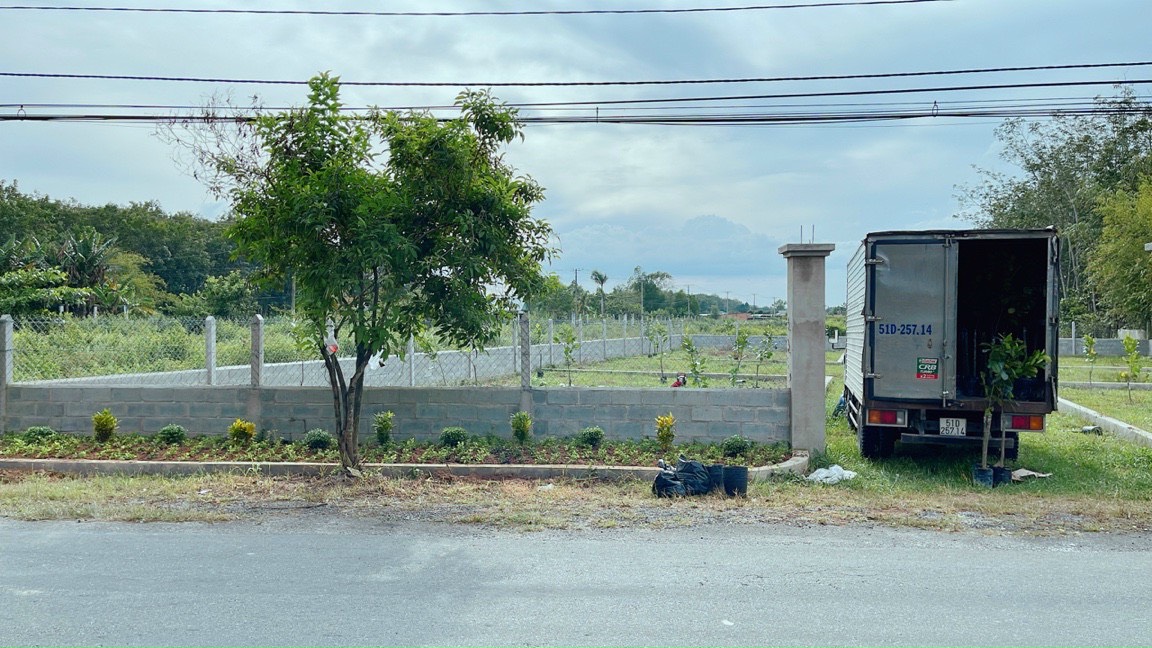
[859,426,895,459]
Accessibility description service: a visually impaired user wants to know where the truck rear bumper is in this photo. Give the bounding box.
[899,433,1016,450]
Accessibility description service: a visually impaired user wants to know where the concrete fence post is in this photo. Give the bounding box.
[779,243,835,453]
[205,316,216,386]
[407,335,416,387]
[519,312,533,414]
[1,315,12,430]
[548,319,555,366]
[250,314,264,387]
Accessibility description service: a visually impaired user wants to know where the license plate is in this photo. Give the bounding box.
[940,418,967,437]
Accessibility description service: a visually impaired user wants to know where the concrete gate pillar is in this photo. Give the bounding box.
[779,243,835,452]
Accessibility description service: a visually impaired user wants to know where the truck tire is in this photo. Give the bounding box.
[859,425,895,459]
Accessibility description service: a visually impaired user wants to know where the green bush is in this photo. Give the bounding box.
[575,426,605,449]
[373,410,395,446]
[155,424,187,445]
[92,408,118,443]
[439,426,469,448]
[21,426,57,444]
[721,434,752,458]
[510,411,533,446]
[228,418,256,446]
[303,428,335,451]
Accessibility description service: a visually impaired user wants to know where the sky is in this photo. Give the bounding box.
[1,0,1150,308]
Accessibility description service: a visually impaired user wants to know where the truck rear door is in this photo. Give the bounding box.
[867,237,956,402]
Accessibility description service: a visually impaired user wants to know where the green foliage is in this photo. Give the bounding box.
[982,333,1049,407]
[655,413,676,453]
[510,411,533,446]
[439,426,470,448]
[177,73,552,473]
[753,335,775,387]
[227,418,256,446]
[979,333,1049,468]
[0,266,91,315]
[554,324,580,386]
[373,411,395,446]
[21,426,57,444]
[155,424,187,446]
[1083,334,1098,385]
[681,335,708,386]
[729,327,750,386]
[91,408,118,443]
[574,426,605,449]
[721,434,753,458]
[303,428,336,451]
[1121,335,1144,403]
[1087,180,1152,331]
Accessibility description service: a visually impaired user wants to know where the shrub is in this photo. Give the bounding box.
[92,409,118,443]
[228,418,256,446]
[156,424,187,445]
[655,413,676,453]
[303,428,335,451]
[510,411,533,446]
[373,410,395,446]
[575,426,605,449]
[22,426,57,444]
[439,426,469,448]
[721,434,752,458]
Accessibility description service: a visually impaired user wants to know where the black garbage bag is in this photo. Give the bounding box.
[652,456,712,497]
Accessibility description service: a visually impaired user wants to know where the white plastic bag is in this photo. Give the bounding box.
[806,464,858,484]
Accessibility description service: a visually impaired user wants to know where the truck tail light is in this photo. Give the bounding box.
[866,409,907,426]
[1004,414,1045,432]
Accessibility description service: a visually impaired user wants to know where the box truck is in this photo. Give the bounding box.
[843,228,1059,459]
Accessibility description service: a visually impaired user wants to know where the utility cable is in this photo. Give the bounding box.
[3,61,1150,87]
[0,1,955,17]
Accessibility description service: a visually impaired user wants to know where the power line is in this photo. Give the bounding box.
[0,1,955,17]
[3,102,1144,126]
[3,61,1150,87]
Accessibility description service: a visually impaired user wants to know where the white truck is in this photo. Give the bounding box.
[843,228,1060,459]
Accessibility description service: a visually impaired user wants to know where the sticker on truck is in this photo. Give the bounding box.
[916,357,939,380]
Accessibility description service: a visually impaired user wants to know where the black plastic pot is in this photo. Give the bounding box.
[993,466,1013,487]
[972,464,994,488]
[708,464,725,493]
[723,465,748,497]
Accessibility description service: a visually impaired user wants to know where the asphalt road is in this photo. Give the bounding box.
[3,515,1151,647]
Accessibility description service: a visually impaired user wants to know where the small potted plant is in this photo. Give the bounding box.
[977,333,1048,486]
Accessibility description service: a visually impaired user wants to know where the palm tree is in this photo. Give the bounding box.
[590,270,607,317]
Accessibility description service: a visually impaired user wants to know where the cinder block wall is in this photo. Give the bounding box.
[2,384,791,446]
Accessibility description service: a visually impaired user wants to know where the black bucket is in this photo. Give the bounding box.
[707,464,725,493]
[723,465,748,497]
[993,466,1013,487]
[972,464,994,488]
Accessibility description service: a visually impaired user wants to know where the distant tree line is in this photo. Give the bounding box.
[0,180,286,317]
[528,265,787,319]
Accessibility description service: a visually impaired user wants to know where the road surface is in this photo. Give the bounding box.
[3,515,1150,646]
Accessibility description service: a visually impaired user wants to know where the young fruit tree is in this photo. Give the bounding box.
[169,74,553,474]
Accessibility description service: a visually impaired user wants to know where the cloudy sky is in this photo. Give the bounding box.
[2,0,1149,307]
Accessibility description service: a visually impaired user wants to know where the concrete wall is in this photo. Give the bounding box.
[1059,337,1151,357]
[1,384,791,445]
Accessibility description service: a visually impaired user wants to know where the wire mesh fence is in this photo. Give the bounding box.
[5,313,790,389]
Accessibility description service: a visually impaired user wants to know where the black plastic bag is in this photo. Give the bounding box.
[652,457,712,497]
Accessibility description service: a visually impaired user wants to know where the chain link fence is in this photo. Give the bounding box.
[6,313,789,389]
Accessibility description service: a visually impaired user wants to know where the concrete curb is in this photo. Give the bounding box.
[1058,398,1152,449]
[0,455,810,482]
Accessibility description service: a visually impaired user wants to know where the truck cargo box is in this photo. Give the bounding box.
[843,228,1059,459]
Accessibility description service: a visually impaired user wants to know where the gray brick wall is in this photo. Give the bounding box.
[2,384,790,445]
